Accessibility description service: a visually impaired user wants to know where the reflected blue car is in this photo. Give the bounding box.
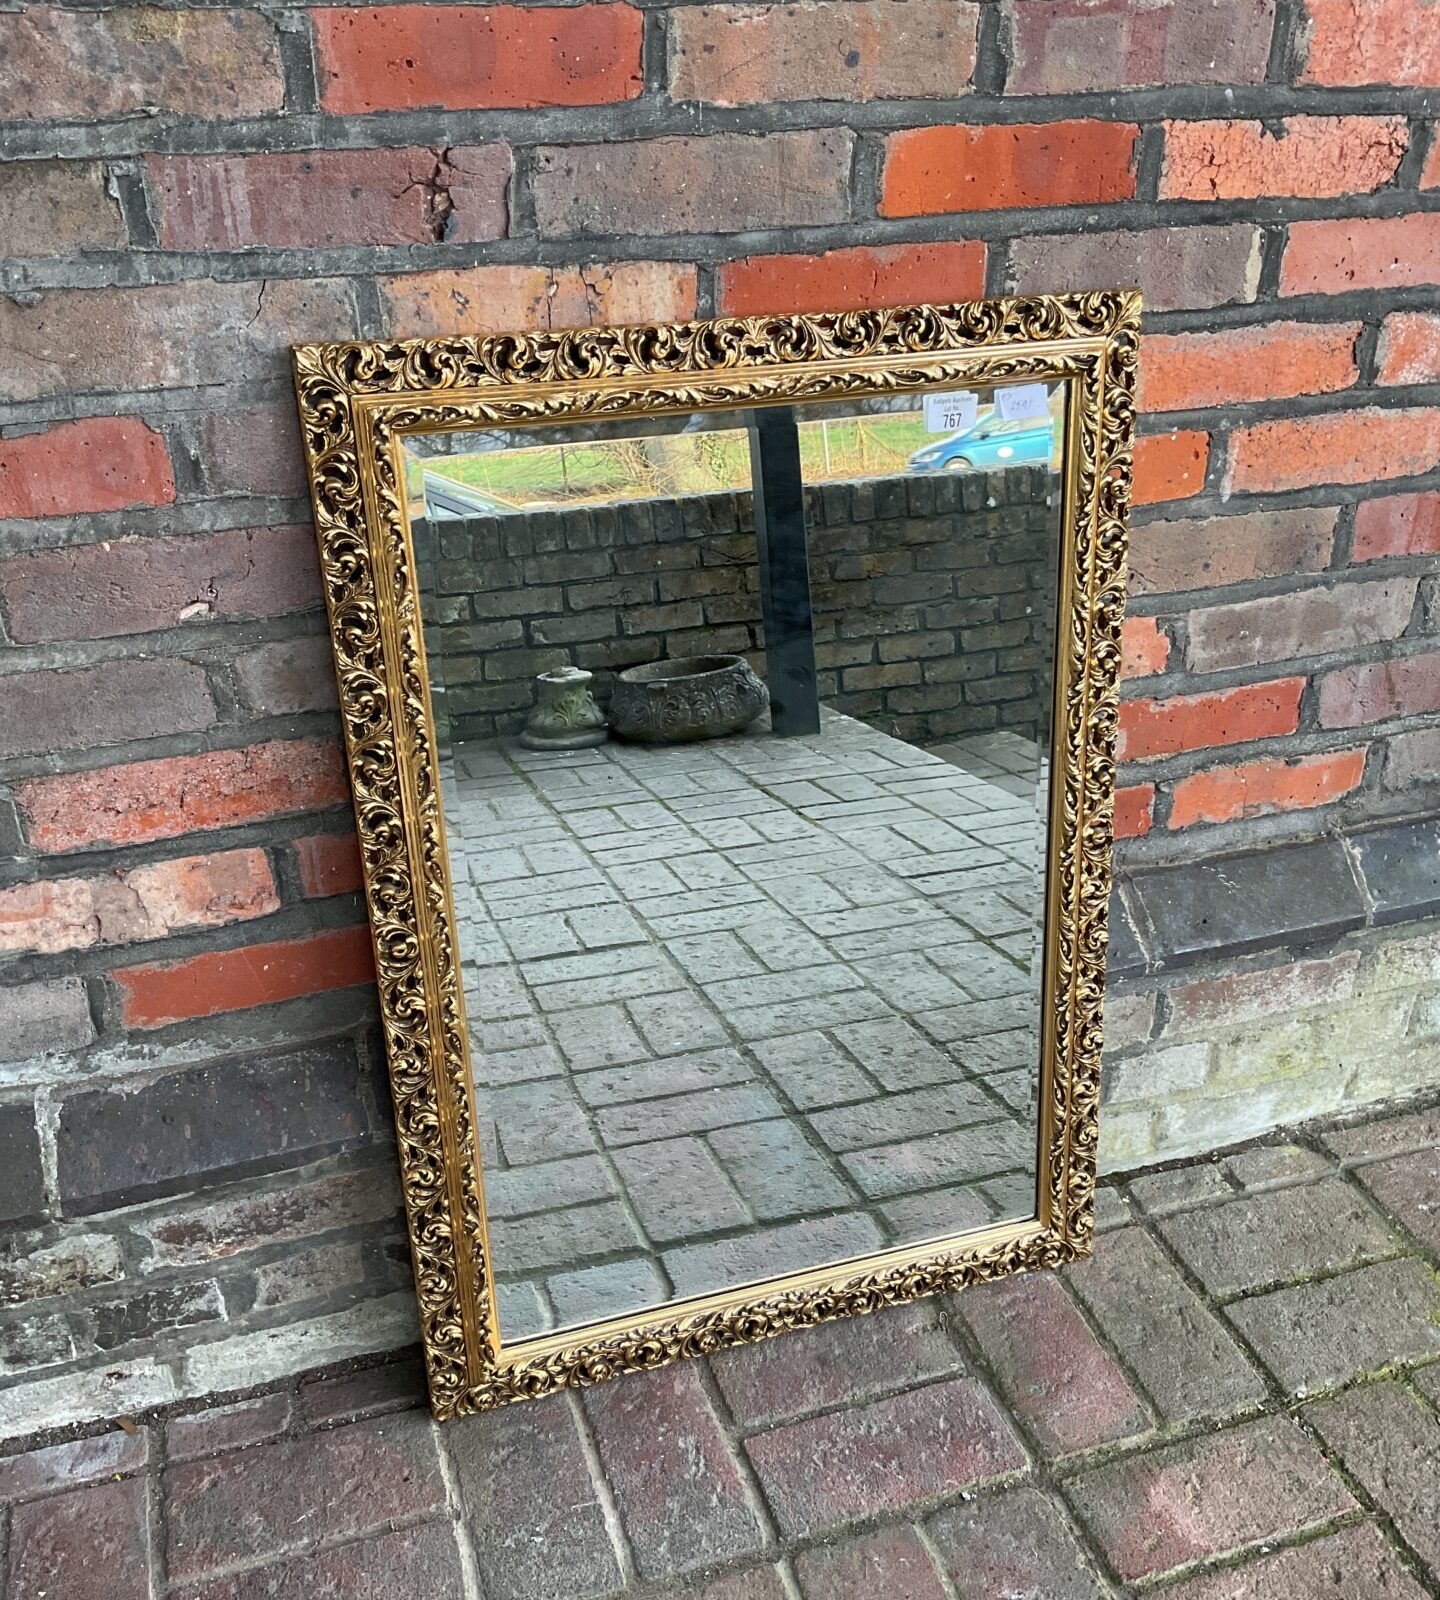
[909,414,1055,473]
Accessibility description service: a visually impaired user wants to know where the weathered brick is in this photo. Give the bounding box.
[0,416,174,520]
[1,6,283,119]
[314,3,644,112]
[1066,1415,1353,1582]
[711,1300,963,1424]
[717,241,985,317]
[744,1377,1024,1535]
[956,1272,1150,1455]
[1140,323,1359,413]
[165,1413,444,1580]
[1306,1383,1440,1573]
[1320,650,1440,727]
[1169,750,1367,828]
[1353,491,1440,560]
[1353,1148,1440,1252]
[90,1279,224,1350]
[1065,1227,1266,1424]
[1118,678,1304,761]
[1161,116,1406,200]
[1007,223,1262,311]
[0,1102,46,1224]
[448,1394,623,1600]
[166,1393,291,1462]
[1282,213,1440,296]
[1158,1178,1399,1297]
[1229,407,1440,494]
[381,260,697,338]
[795,1525,948,1598]
[198,405,309,498]
[149,146,509,250]
[1425,137,1440,189]
[1377,311,1440,386]
[1133,429,1208,504]
[583,1363,764,1579]
[0,159,127,258]
[0,525,320,644]
[0,1426,147,1500]
[1121,615,1169,678]
[0,976,95,1064]
[19,738,349,854]
[1325,1104,1440,1164]
[297,1356,426,1426]
[1166,952,1360,1034]
[292,832,364,898]
[0,277,353,402]
[8,1477,151,1600]
[1384,725,1440,788]
[233,635,336,716]
[882,120,1137,216]
[671,0,978,105]
[1189,575,1417,671]
[1130,507,1336,596]
[0,848,277,957]
[175,1520,463,1599]
[1299,0,1440,85]
[1227,1257,1440,1390]
[113,924,375,1028]
[926,1487,1110,1599]
[532,130,852,236]
[1113,783,1154,837]
[1163,1523,1428,1600]
[139,1165,399,1267]
[59,1045,369,1217]
[0,657,214,760]
[1006,0,1275,93]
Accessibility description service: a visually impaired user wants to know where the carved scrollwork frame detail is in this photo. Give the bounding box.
[292,291,1139,1419]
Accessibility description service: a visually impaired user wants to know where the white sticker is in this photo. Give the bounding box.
[923,391,979,434]
[996,382,1051,422]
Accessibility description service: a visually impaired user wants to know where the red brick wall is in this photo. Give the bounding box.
[1,0,1437,1412]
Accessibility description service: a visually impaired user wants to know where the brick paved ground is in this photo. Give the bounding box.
[442,711,1045,1339]
[7,1093,1439,1600]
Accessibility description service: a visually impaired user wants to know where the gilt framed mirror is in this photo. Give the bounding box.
[294,291,1139,1419]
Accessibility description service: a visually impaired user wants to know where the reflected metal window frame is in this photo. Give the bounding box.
[293,292,1140,1420]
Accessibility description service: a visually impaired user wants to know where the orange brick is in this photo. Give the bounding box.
[312,4,643,113]
[1227,408,1440,495]
[0,849,276,956]
[880,120,1138,217]
[1118,679,1305,762]
[0,417,174,519]
[1281,213,1440,296]
[115,924,376,1028]
[293,833,365,898]
[1139,323,1359,413]
[669,0,979,105]
[1377,312,1440,386]
[716,242,985,317]
[18,739,349,854]
[1160,116,1406,201]
[1352,492,1440,561]
[380,261,697,339]
[1169,751,1367,828]
[1425,139,1440,190]
[1114,784,1155,839]
[1299,0,1440,86]
[1133,431,1208,506]
[1122,616,1169,678]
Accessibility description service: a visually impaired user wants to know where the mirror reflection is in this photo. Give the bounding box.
[409,379,1064,1343]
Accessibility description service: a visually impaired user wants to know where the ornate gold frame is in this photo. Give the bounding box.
[293,291,1139,1419]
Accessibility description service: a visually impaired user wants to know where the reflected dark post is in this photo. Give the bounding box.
[747,406,820,736]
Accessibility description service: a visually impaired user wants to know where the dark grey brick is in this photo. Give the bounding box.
[1130,839,1367,967]
[56,1042,372,1216]
[0,1102,46,1225]
[1351,819,1440,927]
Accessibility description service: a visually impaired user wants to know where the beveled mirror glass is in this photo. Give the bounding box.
[294,292,1137,1418]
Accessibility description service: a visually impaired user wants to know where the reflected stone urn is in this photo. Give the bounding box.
[609,654,769,744]
[520,666,608,750]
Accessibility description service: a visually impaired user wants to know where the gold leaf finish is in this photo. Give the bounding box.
[293,291,1139,1418]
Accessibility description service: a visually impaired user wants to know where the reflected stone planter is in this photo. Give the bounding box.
[609,655,768,744]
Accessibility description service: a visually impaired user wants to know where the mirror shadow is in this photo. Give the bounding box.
[410,381,1064,1343]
